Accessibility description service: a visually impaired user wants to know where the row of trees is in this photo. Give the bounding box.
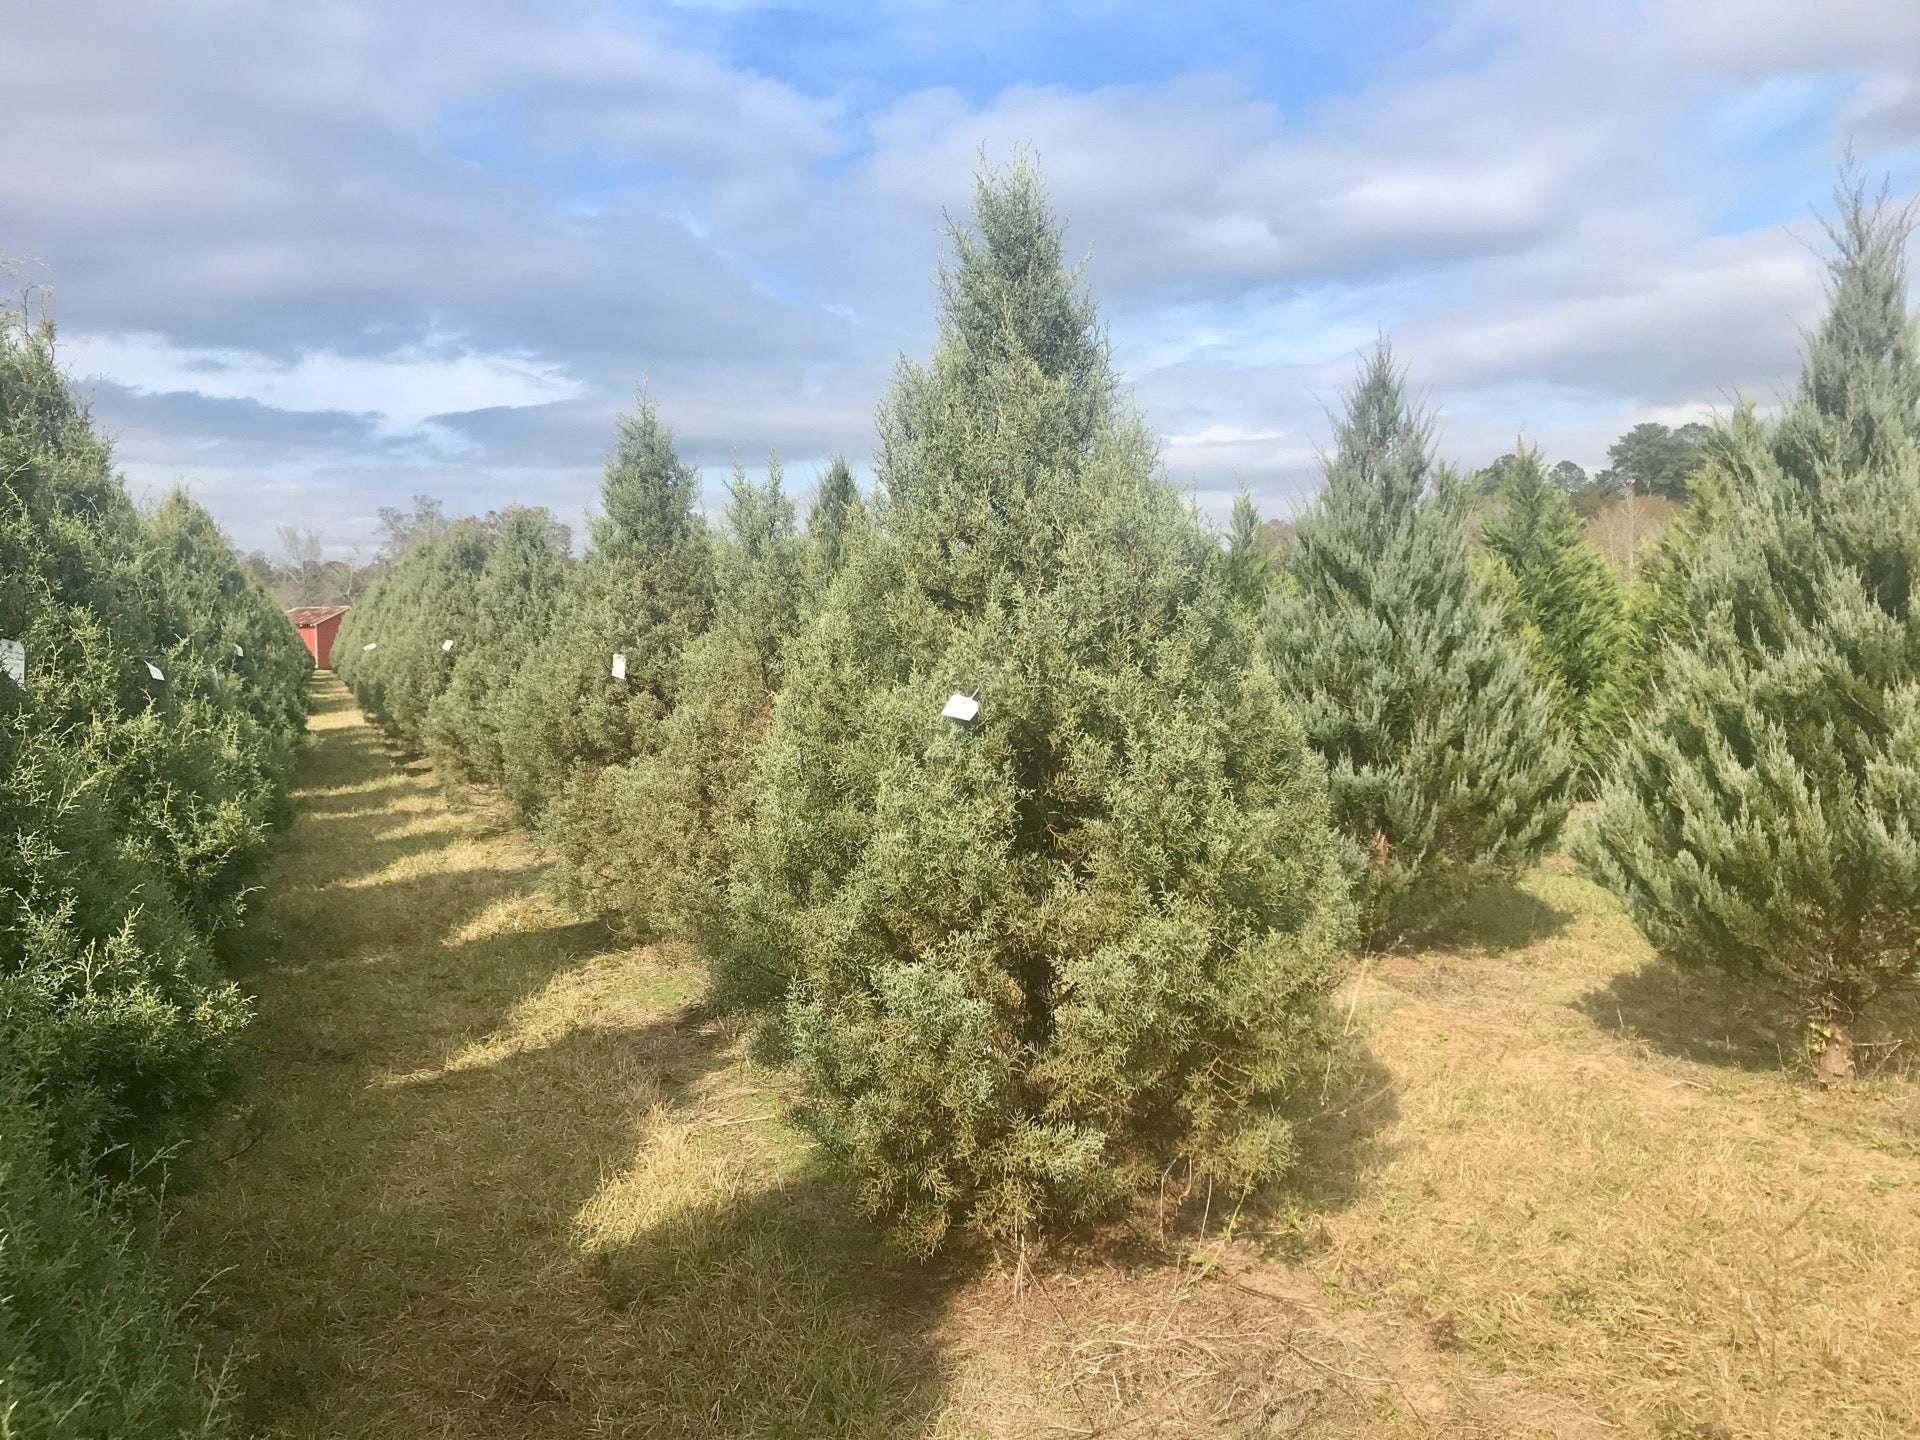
[342,167,1920,1252]
[1477,419,1711,517]
[340,165,1571,1255]
[1,307,313,1433]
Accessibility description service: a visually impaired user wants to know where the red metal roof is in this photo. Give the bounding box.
[288,605,350,627]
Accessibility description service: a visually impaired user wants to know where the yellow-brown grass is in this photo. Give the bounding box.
[176,676,1920,1438]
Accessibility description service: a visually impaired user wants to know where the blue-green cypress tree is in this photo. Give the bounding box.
[1266,349,1572,948]
[1576,184,1920,1082]
[730,163,1352,1255]
[1481,445,1636,781]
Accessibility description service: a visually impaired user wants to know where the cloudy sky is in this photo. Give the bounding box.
[3,0,1918,556]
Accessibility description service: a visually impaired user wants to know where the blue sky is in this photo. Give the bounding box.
[2,0,1917,556]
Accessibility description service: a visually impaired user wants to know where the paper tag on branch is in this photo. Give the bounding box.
[610,652,627,680]
[146,661,166,681]
[0,639,23,689]
[234,643,244,657]
[442,639,454,652]
[363,641,377,651]
[941,692,979,723]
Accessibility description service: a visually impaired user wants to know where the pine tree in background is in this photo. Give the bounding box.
[492,400,713,836]
[1225,483,1273,611]
[1481,445,1635,780]
[1576,183,1920,1083]
[594,463,810,946]
[731,163,1352,1255]
[807,455,862,579]
[424,505,571,785]
[1266,347,1572,948]
[336,517,490,749]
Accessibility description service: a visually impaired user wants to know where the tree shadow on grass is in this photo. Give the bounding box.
[197,686,962,1437]
[1242,1038,1402,1265]
[1423,876,1573,955]
[1579,958,1920,1077]
[211,995,959,1439]
[582,1170,957,1440]
[1575,959,1802,1072]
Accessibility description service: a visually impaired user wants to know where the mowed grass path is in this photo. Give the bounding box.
[178,675,1920,1439]
[175,676,951,1438]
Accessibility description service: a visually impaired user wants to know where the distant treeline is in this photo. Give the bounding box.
[338,164,1920,1257]
[1,308,311,1435]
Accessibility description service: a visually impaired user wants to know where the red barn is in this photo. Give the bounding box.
[289,605,349,669]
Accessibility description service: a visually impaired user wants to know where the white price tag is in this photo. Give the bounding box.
[363,641,377,651]
[0,639,23,689]
[146,661,166,681]
[610,652,627,680]
[234,643,244,657]
[442,639,454,652]
[941,692,979,722]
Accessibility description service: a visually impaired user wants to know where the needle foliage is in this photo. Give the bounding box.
[730,164,1353,1254]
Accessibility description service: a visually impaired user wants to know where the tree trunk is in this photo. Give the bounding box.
[1817,1015,1855,1086]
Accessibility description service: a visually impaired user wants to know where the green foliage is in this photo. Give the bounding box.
[423,506,572,785]
[1576,185,1920,1072]
[335,517,491,749]
[1481,446,1636,779]
[0,1066,231,1439]
[1266,348,1573,948]
[0,309,301,1436]
[1598,420,1711,503]
[489,401,714,849]
[1,311,306,1165]
[591,463,812,944]
[807,456,862,580]
[1224,483,1272,610]
[731,163,1353,1254]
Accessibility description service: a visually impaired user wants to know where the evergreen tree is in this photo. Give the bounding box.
[1224,483,1272,610]
[1576,184,1920,1082]
[1,311,304,1164]
[1482,445,1635,779]
[593,462,809,945]
[423,505,571,785]
[731,163,1352,1255]
[491,400,713,830]
[336,517,491,750]
[807,456,861,578]
[1266,348,1572,948]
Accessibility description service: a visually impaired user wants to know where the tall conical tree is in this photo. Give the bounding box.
[730,163,1352,1255]
[1576,183,1920,1083]
[1481,444,1635,779]
[807,455,862,578]
[1266,348,1572,948]
[593,462,809,944]
[424,505,571,785]
[1224,483,1272,611]
[493,400,713,839]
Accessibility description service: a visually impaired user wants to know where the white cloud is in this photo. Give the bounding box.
[3,0,1918,552]
[63,333,585,434]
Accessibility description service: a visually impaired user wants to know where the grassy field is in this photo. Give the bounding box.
[176,674,1920,1438]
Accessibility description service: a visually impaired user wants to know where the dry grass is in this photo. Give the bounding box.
[175,677,1920,1438]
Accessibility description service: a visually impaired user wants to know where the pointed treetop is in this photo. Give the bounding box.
[1225,483,1271,608]
[807,456,860,571]
[937,158,1113,444]
[1320,342,1435,530]
[592,396,704,559]
[1800,173,1920,439]
[723,458,798,558]
[1482,444,1585,561]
